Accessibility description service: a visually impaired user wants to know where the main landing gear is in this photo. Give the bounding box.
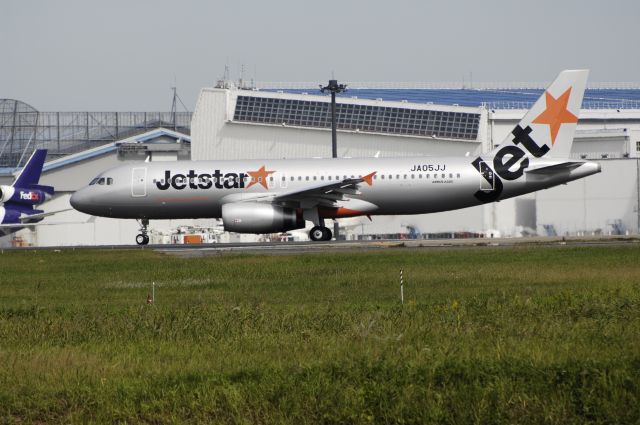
[309,225,332,241]
[136,218,150,246]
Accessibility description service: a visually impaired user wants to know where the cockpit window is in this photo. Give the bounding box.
[107,178,113,185]
[97,178,106,185]
[89,177,100,185]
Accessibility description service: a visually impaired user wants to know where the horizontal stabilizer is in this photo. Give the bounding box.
[525,162,583,175]
[29,184,54,195]
[19,208,73,222]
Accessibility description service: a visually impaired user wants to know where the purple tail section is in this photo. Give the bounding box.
[13,149,53,193]
[1,150,52,225]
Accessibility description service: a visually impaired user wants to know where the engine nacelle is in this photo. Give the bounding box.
[0,186,15,203]
[0,206,21,224]
[222,202,305,234]
[0,185,48,205]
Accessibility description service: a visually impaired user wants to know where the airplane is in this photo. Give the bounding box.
[0,149,70,237]
[70,70,601,245]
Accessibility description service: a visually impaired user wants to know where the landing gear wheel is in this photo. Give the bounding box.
[136,218,150,245]
[309,226,326,242]
[310,226,332,242]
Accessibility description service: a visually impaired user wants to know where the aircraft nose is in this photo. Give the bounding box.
[70,189,92,213]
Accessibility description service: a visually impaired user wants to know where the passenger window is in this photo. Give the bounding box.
[389,175,393,180]
[457,173,461,178]
[320,176,324,181]
[419,174,422,179]
[396,174,400,179]
[335,176,339,180]
[313,176,317,181]
[449,173,453,178]
[381,175,385,180]
[442,174,446,178]
[411,174,415,179]
[305,176,309,181]
[403,174,407,179]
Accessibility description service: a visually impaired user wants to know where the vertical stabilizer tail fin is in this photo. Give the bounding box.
[13,149,48,188]
[490,70,588,159]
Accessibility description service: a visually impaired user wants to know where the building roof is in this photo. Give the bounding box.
[262,88,640,110]
[30,128,190,174]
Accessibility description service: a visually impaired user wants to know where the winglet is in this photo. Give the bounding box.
[362,171,376,186]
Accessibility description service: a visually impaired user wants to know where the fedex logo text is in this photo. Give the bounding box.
[19,191,40,201]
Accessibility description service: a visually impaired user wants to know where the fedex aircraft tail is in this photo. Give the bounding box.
[489,69,588,159]
[12,149,53,194]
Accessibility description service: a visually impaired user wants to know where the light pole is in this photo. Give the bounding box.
[320,80,347,158]
[320,79,347,240]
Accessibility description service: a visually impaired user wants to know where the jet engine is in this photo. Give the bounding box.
[0,186,15,203]
[0,185,48,205]
[222,202,304,234]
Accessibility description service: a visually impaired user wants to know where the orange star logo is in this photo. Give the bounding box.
[532,87,578,145]
[246,165,275,189]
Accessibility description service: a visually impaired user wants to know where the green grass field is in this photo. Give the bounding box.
[1,245,639,424]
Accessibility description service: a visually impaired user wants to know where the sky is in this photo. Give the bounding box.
[2,0,639,111]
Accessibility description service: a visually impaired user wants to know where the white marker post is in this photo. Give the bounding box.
[152,282,155,305]
[400,269,404,305]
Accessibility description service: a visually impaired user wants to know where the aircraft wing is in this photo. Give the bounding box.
[18,208,73,223]
[274,172,375,204]
[526,162,584,175]
[237,172,376,208]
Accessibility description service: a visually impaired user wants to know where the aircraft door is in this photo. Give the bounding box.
[131,167,147,197]
[479,161,495,191]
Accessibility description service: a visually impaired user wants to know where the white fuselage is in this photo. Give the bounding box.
[70,156,600,220]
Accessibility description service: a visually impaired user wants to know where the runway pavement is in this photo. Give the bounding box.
[2,235,638,256]
[155,235,640,257]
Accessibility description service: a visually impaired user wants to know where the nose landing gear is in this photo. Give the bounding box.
[136,218,150,245]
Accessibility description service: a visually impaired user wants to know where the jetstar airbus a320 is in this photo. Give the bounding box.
[70,70,600,245]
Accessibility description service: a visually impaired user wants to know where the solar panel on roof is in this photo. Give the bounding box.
[233,96,480,140]
[265,89,640,109]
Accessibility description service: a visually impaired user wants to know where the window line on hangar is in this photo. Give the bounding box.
[232,96,480,141]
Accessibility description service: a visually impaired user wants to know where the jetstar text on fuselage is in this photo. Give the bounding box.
[156,170,249,190]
